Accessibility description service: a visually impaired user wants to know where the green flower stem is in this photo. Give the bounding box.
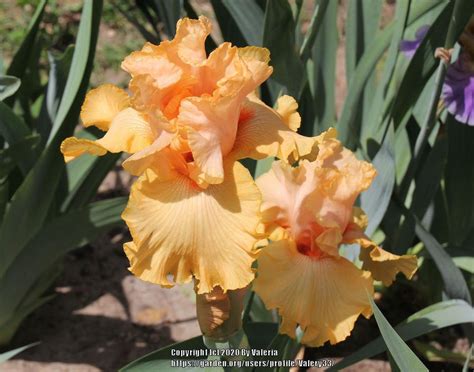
[242,290,255,323]
[203,328,253,372]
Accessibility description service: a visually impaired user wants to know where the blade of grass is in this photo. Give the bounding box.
[393,194,472,304]
[345,0,383,84]
[0,135,39,178]
[114,2,160,44]
[37,45,75,148]
[413,340,474,367]
[414,217,472,304]
[394,135,447,253]
[209,0,246,47]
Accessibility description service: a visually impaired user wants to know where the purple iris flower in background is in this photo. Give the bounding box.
[401,25,474,126]
[400,25,430,58]
[442,53,474,126]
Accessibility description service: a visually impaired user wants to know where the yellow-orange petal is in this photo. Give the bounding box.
[80,84,130,131]
[96,108,155,153]
[316,135,377,200]
[174,16,212,65]
[266,224,290,241]
[351,206,369,230]
[122,17,211,100]
[342,224,418,286]
[315,226,343,257]
[231,98,318,162]
[201,43,244,97]
[122,131,176,177]
[279,317,297,339]
[360,245,418,286]
[60,137,107,162]
[256,160,322,240]
[179,95,241,185]
[254,239,373,347]
[122,160,262,294]
[237,46,273,94]
[122,51,182,89]
[275,95,300,131]
[294,133,376,232]
[187,128,224,184]
[62,108,155,163]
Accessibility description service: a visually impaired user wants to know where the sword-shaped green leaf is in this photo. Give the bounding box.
[0,0,103,279]
[369,296,428,372]
[329,300,474,370]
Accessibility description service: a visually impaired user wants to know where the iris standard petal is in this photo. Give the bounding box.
[174,16,212,66]
[275,95,301,131]
[80,84,130,131]
[60,137,107,163]
[178,95,241,185]
[231,98,318,162]
[122,131,177,176]
[61,108,155,162]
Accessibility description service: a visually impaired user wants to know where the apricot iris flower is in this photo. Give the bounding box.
[60,16,318,294]
[253,129,418,346]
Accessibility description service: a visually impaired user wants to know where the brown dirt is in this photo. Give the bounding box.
[2,230,200,372]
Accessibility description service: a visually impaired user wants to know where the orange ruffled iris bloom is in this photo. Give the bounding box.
[253,129,418,347]
[60,16,318,294]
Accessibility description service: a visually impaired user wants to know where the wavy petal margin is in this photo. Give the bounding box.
[343,222,418,286]
[122,160,263,294]
[254,239,373,347]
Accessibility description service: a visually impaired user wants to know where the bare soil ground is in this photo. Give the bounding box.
[2,230,200,372]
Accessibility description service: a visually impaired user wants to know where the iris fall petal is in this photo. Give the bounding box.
[122,160,262,294]
[254,239,373,347]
